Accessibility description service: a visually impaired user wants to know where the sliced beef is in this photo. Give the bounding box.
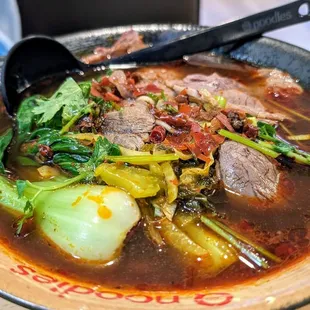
[183,73,244,92]
[167,73,286,121]
[257,68,303,95]
[82,30,147,64]
[166,73,244,99]
[219,89,285,121]
[166,73,243,95]
[101,100,155,150]
[219,141,279,200]
[104,133,146,150]
[134,67,182,98]
[220,89,265,112]
[136,80,175,98]
[109,70,132,99]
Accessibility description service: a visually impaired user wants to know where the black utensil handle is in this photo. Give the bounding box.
[107,0,310,64]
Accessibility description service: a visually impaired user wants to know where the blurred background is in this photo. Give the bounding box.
[0,0,309,56]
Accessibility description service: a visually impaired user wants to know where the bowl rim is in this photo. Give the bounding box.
[0,23,310,310]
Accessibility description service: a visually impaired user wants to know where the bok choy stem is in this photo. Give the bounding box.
[211,218,281,263]
[218,129,279,158]
[201,216,269,269]
[258,141,310,165]
[104,154,179,164]
[25,173,87,192]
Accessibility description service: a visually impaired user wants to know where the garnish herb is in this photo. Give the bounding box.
[258,121,310,165]
[33,78,88,124]
[0,128,13,173]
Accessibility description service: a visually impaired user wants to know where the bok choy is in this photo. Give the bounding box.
[33,184,140,261]
[0,175,141,261]
[201,216,281,269]
[174,212,238,274]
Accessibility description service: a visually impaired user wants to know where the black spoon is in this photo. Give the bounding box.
[2,0,310,115]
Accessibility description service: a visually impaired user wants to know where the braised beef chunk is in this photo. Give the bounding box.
[101,100,155,150]
[219,141,279,199]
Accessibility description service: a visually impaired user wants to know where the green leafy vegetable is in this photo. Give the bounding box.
[100,100,115,112]
[257,121,277,140]
[43,110,63,130]
[147,92,160,102]
[258,121,310,165]
[22,129,92,157]
[33,78,88,124]
[52,137,120,177]
[51,139,91,155]
[0,128,13,173]
[53,153,90,175]
[16,96,39,144]
[16,180,27,198]
[214,95,227,108]
[147,91,167,103]
[178,187,215,213]
[0,176,27,213]
[79,137,121,180]
[91,136,121,163]
[105,68,113,76]
[16,201,35,235]
[5,178,36,235]
[160,90,167,101]
[165,104,178,114]
[16,138,120,231]
[79,81,92,98]
[16,156,40,167]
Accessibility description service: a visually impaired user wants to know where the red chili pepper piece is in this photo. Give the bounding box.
[192,132,217,156]
[144,83,162,93]
[104,92,121,102]
[100,76,111,86]
[39,145,53,158]
[150,126,166,144]
[159,114,189,128]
